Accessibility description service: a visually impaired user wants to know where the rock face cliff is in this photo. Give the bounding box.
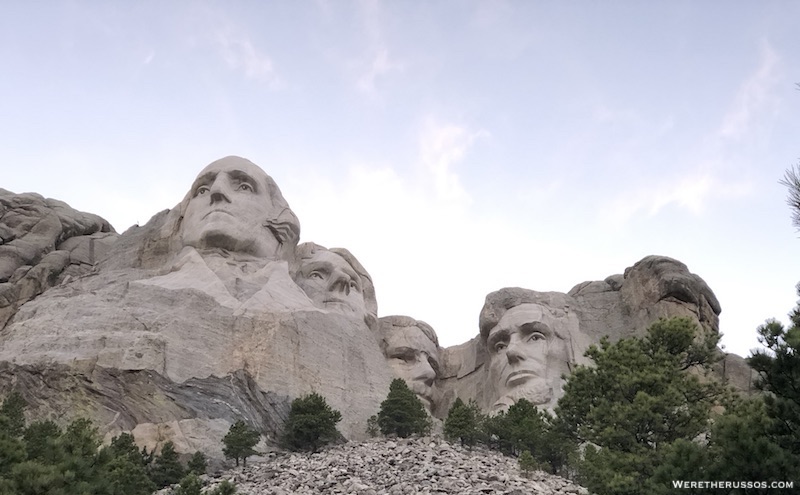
[0,155,750,457]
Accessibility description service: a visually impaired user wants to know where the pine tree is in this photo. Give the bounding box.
[556,317,723,495]
[443,398,482,447]
[174,472,203,495]
[187,451,207,475]
[222,420,260,467]
[377,378,431,438]
[518,450,537,478]
[281,392,342,453]
[149,441,185,488]
[0,391,26,438]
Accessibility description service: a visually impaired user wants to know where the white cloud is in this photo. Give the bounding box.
[214,29,283,87]
[419,120,488,204]
[600,171,752,228]
[356,47,404,95]
[352,0,404,96]
[718,41,781,139]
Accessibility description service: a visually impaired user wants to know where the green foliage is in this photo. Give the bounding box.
[188,451,208,475]
[444,398,484,448]
[24,421,63,465]
[282,392,342,453]
[365,415,379,437]
[0,408,163,495]
[556,317,724,495]
[102,456,156,495]
[175,473,203,495]
[484,399,575,475]
[222,420,260,466]
[377,379,431,438]
[518,450,537,478]
[207,480,237,495]
[149,441,185,488]
[780,162,800,230]
[0,391,27,438]
[748,299,800,464]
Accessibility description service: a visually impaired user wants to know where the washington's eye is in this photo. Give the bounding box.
[196,185,210,196]
[528,332,546,342]
[237,183,254,192]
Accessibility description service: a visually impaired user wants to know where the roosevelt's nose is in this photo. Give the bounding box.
[412,356,436,386]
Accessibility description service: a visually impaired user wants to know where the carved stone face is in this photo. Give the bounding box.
[384,325,440,411]
[296,249,368,319]
[181,158,281,258]
[486,303,568,412]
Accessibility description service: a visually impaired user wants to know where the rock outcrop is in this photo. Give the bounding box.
[0,155,744,458]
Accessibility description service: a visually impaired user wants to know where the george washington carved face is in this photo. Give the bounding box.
[180,156,299,260]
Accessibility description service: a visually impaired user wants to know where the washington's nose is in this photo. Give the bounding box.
[208,179,232,204]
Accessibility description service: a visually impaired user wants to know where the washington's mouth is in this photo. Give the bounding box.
[202,210,233,219]
[505,370,539,387]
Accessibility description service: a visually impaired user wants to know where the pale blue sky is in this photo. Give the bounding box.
[3,1,798,357]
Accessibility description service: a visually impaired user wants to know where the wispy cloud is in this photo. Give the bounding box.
[356,46,404,95]
[600,171,752,228]
[352,0,404,97]
[718,41,781,139]
[419,119,489,204]
[214,29,283,88]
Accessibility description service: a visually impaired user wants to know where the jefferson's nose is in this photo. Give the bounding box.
[328,270,351,295]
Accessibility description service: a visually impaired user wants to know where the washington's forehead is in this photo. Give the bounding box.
[196,156,269,181]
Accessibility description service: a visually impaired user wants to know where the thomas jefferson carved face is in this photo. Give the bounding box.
[296,249,368,318]
[486,303,569,413]
[383,324,440,411]
[181,158,282,258]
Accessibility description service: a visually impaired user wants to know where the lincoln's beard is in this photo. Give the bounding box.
[491,376,553,414]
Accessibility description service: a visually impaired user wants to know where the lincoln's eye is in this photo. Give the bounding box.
[494,341,507,352]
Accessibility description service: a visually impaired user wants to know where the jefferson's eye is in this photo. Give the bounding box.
[237,183,254,192]
[196,186,210,196]
[308,271,324,280]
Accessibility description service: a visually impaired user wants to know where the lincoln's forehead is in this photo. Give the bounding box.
[495,303,546,329]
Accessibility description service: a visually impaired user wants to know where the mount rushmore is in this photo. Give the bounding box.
[0,156,751,456]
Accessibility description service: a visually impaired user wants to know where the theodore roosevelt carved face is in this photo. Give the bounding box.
[379,316,441,412]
